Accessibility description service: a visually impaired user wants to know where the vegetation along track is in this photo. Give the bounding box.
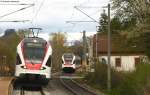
[60,78,97,95]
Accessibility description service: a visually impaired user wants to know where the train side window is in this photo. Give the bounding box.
[16,54,21,65]
[46,56,51,67]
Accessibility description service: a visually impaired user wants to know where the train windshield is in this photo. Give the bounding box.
[24,42,45,62]
[64,54,74,62]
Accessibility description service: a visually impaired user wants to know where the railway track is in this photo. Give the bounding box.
[14,87,46,95]
[1,74,99,95]
[60,78,97,95]
[20,88,24,95]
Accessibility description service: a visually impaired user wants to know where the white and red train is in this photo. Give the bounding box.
[15,37,52,85]
[62,53,81,73]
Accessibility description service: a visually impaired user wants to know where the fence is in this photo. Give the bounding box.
[0,56,11,76]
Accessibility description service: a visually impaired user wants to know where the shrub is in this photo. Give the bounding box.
[85,63,150,95]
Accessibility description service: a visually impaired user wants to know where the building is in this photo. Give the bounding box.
[92,33,145,71]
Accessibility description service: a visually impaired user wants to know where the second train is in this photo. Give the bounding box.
[62,53,81,73]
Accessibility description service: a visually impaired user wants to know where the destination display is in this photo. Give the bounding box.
[25,43,44,47]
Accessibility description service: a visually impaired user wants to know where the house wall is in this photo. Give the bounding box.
[98,55,142,71]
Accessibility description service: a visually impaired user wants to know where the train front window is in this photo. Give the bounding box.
[24,42,45,62]
[63,53,74,64]
[64,57,73,63]
[64,59,72,63]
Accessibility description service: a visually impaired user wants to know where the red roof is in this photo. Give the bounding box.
[93,33,144,56]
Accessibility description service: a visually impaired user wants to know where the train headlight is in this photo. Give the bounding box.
[40,67,46,70]
[33,39,37,43]
[21,66,27,69]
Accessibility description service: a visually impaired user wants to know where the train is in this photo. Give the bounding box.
[62,53,81,73]
[15,36,52,85]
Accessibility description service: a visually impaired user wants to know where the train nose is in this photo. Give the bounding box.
[24,60,43,70]
[25,64,42,70]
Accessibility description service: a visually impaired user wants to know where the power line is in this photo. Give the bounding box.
[32,0,45,24]
[74,6,99,24]
[0,4,34,19]
[0,0,19,2]
[75,6,102,8]
[0,20,30,22]
[0,3,34,5]
[66,21,97,23]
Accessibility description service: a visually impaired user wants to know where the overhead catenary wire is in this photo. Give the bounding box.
[75,6,102,8]
[0,3,34,5]
[0,20,30,22]
[66,0,101,31]
[0,4,34,19]
[68,0,108,25]
[66,21,97,23]
[0,0,19,2]
[32,0,45,24]
[66,9,101,24]
[74,6,99,24]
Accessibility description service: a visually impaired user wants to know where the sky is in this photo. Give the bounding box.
[0,0,110,41]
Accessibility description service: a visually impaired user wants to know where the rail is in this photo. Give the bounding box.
[60,78,97,95]
[15,87,46,95]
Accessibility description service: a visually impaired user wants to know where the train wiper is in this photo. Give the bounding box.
[29,55,34,65]
[31,59,34,65]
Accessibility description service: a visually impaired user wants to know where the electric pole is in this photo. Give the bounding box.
[87,36,93,72]
[82,30,87,72]
[107,3,111,92]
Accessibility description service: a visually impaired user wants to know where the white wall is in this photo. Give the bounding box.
[99,55,141,71]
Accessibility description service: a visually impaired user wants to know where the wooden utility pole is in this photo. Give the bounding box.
[95,33,97,58]
[107,3,111,92]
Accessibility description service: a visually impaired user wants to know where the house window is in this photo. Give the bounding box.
[135,58,140,66]
[115,58,121,67]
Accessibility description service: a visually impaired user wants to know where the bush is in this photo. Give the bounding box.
[85,63,150,95]
[85,63,123,90]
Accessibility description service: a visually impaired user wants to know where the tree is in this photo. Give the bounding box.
[50,32,67,46]
[121,17,137,30]
[111,0,150,25]
[70,40,83,57]
[110,16,123,33]
[17,29,32,39]
[4,29,15,36]
[0,29,20,75]
[49,32,68,71]
[98,10,123,34]
[111,0,150,42]
[98,10,108,33]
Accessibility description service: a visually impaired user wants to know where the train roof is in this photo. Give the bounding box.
[23,37,47,43]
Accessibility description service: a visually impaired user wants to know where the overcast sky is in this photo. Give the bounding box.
[0,0,109,40]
